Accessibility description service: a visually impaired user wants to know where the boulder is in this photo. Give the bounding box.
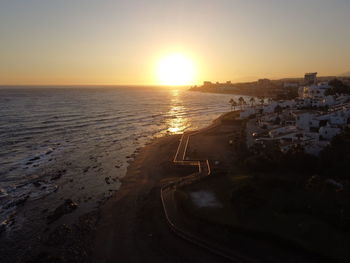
[47,199,77,224]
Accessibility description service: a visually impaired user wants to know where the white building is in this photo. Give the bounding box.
[319,126,341,140]
[293,111,319,131]
[299,83,332,99]
[304,72,317,85]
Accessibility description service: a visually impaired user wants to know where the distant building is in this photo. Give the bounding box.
[203,81,212,86]
[283,82,299,88]
[258,78,271,87]
[304,72,317,85]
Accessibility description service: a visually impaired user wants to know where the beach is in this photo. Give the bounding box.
[91,112,241,263]
[92,134,228,263]
[12,109,324,263]
[0,88,240,262]
[90,111,323,263]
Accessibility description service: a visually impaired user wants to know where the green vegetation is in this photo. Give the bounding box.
[174,124,350,262]
[220,111,240,122]
[237,127,350,179]
[325,79,350,96]
[319,127,350,178]
[243,143,318,174]
[177,172,350,262]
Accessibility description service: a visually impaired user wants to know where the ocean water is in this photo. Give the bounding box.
[0,87,246,260]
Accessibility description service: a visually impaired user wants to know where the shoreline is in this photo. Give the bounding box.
[20,110,329,263]
[4,105,231,263]
[92,113,231,263]
[91,109,330,263]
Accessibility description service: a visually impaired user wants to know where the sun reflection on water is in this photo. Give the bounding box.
[167,89,189,134]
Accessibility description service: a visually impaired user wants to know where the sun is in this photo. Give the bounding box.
[157,53,196,86]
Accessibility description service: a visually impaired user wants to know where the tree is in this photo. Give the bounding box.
[238,97,246,110]
[229,98,237,111]
[326,79,350,96]
[259,96,265,106]
[232,100,238,111]
[319,128,350,177]
[274,104,283,114]
[249,97,256,107]
[229,98,234,111]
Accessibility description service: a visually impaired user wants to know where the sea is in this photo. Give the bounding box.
[0,86,247,260]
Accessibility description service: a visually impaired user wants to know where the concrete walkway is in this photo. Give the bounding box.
[160,130,251,262]
[161,125,321,263]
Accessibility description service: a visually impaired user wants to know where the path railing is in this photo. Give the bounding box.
[160,131,250,262]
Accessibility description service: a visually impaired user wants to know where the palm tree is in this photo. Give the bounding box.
[229,98,238,111]
[229,98,233,111]
[274,104,283,114]
[233,100,238,110]
[259,96,265,106]
[249,97,256,107]
[238,97,245,110]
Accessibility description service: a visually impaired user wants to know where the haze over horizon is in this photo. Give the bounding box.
[1,0,350,85]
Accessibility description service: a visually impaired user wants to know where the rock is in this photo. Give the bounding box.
[29,156,40,161]
[105,177,110,184]
[47,199,78,224]
[33,180,43,187]
[2,213,16,228]
[51,169,67,180]
[45,148,53,155]
[4,194,29,208]
[115,165,120,168]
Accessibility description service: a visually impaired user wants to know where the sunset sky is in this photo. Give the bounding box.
[1,0,350,85]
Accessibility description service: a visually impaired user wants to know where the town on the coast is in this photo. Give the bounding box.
[240,73,350,156]
[195,73,350,156]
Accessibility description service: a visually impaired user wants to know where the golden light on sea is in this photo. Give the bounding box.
[157,53,196,86]
[167,89,189,134]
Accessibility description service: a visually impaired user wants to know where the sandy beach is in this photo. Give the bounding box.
[91,111,326,263]
[21,112,324,263]
[92,128,232,263]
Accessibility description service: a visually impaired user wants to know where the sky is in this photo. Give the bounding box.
[0,0,350,85]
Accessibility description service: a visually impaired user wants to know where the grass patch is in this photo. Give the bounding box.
[176,173,350,262]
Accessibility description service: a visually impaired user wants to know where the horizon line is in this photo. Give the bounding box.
[0,74,348,87]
